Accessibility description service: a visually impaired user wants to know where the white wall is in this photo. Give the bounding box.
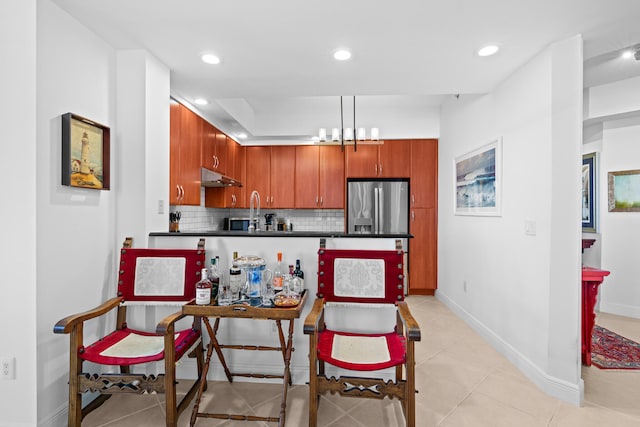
[438,36,583,404]
[36,1,118,425]
[598,120,640,317]
[582,76,640,318]
[0,1,37,426]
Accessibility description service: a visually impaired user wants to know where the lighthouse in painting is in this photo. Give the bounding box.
[80,131,91,174]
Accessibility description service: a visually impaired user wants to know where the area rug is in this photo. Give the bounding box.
[591,325,640,370]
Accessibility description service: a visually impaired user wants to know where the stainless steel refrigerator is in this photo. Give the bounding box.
[346,178,409,234]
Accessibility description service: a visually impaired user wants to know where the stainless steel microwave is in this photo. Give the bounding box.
[223,218,251,231]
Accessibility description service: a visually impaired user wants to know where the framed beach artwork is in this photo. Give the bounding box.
[582,153,596,232]
[61,113,110,190]
[608,169,640,212]
[454,137,502,216]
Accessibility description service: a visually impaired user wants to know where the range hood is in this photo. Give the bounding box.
[201,168,243,188]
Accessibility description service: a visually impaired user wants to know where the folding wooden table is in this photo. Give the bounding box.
[182,291,307,426]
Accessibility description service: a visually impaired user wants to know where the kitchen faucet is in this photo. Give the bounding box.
[248,190,261,233]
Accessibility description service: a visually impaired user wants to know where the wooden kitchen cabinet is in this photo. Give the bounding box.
[409,207,437,294]
[295,145,344,208]
[410,139,437,208]
[205,139,245,208]
[345,140,411,178]
[244,146,295,208]
[201,121,227,174]
[170,101,202,206]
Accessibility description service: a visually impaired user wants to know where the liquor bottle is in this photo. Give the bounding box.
[208,257,220,303]
[229,251,242,301]
[293,259,304,291]
[195,268,212,305]
[272,251,285,292]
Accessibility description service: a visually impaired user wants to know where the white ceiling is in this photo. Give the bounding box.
[52,0,640,142]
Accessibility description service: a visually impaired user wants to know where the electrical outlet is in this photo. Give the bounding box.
[1,357,15,380]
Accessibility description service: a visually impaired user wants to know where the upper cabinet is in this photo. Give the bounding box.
[345,140,411,178]
[295,145,345,208]
[205,138,245,208]
[201,121,227,174]
[170,101,202,206]
[244,146,296,209]
[410,139,438,208]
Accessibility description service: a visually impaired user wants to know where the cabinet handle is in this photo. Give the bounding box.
[270,196,274,204]
[320,196,323,206]
[179,185,185,202]
[412,194,415,205]
[176,185,181,201]
[379,164,383,176]
[315,196,319,206]
[411,210,415,221]
[216,155,220,168]
[231,194,236,206]
[374,164,378,175]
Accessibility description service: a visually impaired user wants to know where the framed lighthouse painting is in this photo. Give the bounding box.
[62,113,110,190]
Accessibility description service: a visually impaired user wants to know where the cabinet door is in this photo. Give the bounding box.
[411,139,438,208]
[201,121,217,170]
[295,146,320,208]
[214,130,227,174]
[169,102,182,205]
[177,104,202,206]
[379,140,411,178]
[409,208,437,294]
[244,146,271,207]
[345,144,378,177]
[270,146,296,208]
[319,145,345,208]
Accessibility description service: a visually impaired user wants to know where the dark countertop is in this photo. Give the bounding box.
[150,230,413,238]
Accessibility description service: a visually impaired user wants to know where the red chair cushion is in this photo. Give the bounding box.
[317,329,406,371]
[80,327,200,366]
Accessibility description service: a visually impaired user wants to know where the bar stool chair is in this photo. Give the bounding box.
[304,239,421,427]
[54,237,206,427]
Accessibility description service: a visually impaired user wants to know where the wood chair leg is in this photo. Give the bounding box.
[68,328,83,427]
[164,326,178,427]
[405,341,416,427]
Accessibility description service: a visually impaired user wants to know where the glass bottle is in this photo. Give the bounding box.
[208,257,220,304]
[229,251,242,301]
[195,267,212,305]
[293,259,304,292]
[272,251,285,292]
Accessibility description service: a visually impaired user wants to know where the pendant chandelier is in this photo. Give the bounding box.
[317,96,379,151]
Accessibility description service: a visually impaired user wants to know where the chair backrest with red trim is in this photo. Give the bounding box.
[117,244,206,303]
[316,248,404,305]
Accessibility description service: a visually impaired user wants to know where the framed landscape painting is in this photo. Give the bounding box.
[454,137,502,216]
[61,113,110,190]
[582,153,596,232]
[608,169,640,212]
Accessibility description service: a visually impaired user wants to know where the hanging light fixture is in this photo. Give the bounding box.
[317,96,379,150]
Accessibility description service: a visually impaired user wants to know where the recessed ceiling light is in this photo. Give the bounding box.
[194,98,208,105]
[622,50,634,59]
[236,133,247,139]
[477,45,499,57]
[333,49,352,61]
[201,54,221,64]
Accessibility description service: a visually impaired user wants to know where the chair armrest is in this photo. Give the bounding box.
[53,297,123,334]
[156,311,189,335]
[397,301,421,342]
[303,298,325,335]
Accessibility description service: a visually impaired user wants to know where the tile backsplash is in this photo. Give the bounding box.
[170,205,344,233]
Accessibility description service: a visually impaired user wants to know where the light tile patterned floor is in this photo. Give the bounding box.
[81,296,640,426]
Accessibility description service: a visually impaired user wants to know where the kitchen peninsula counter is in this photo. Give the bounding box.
[150,230,412,238]
[147,231,408,387]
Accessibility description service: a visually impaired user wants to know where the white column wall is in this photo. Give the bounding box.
[36,1,118,425]
[0,1,37,425]
[438,36,583,404]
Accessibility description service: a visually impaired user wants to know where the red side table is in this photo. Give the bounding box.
[581,266,610,366]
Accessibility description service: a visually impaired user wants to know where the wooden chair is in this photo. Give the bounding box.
[54,237,207,427]
[304,239,421,427]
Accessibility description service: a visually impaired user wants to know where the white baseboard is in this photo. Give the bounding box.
[599,301,640,319]
[436,291,583,406]
[37,402,67,427]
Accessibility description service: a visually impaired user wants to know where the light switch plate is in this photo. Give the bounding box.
[524,219,537,236]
